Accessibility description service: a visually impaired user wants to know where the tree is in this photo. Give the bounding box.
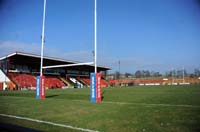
[144,70,150,77]
[125,72,132,78]
[135,70,142,78]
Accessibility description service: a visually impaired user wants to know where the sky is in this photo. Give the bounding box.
[0,0,200,74]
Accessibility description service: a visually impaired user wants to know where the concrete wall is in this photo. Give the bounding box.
[0,69,10,82]
[0,69,10,90]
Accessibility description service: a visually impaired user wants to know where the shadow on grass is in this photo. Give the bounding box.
[46,95,59,98]
[0,122,42,132]
[52,93,89,101]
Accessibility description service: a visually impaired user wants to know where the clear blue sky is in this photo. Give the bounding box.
[0,0,200,74]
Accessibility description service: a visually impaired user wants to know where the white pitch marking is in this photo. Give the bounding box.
[0,114,99,132]
[72,100,200,108]
[103,101,200,108]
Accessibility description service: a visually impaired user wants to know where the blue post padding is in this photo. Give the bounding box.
[36,76,40,99]
[90,73,96,102]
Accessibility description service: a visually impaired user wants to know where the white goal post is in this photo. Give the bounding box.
[40,0,98,73]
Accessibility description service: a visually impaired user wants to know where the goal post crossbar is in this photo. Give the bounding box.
[42,62,94,69]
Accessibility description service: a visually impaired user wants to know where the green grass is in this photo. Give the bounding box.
[0,85,200,132]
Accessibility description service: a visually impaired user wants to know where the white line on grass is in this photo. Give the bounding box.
[0,114,99,132]
[72,100,200,108]
[103,101,200,108]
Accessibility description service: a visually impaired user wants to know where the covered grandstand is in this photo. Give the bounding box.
[0,51,110,90]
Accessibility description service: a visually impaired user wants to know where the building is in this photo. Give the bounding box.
[0,51,110,90]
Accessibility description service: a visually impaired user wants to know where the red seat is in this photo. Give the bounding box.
[9,73,36,89]
[44,77,65,89]
[81,78,90,85]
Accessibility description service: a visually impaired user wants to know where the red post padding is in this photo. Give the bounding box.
[40,76,45,99]
[96,73,102,103]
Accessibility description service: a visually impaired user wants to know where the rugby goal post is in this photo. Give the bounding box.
[37,0,101,102]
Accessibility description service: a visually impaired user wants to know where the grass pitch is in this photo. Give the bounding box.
[0,85,200,132]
